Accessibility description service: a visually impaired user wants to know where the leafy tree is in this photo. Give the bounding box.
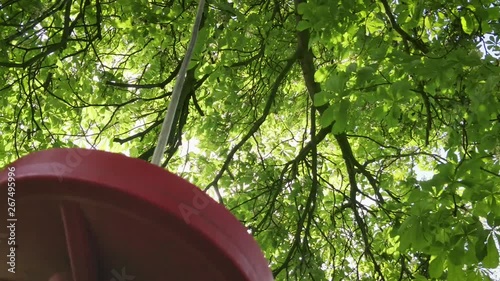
[1,0,500,280]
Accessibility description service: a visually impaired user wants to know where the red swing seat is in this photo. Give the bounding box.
[0,148,273,281]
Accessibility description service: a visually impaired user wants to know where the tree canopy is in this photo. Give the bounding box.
[1,0,500,280]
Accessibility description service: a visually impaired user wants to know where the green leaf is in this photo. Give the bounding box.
[398,217,417,251]
[487,211,496,227]
[314,67,329,83]
[115,18,133,29]
[313,91,335,107]
[331,99,350,134]
[460,15,474,35]
[483,235,499,268]
[475,235,488,262]
[366,15,385,34]
[187,60,198,70]
[346,63,357,74]
[467,269,483,281]
[193,27,209,56]
[447,263,466,281]
[356,66,374,85]
[414,274,428,281]
[296,2,309,14]
[319,104,335,128]
[325,71,348,94]
[429,255,445,278]
[448,244,465,265]
[297,20,311,31]
[474,200,491,217]
[390,80,411,99]
[413,223,429,250]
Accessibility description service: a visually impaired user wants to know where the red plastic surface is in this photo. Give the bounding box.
[0,148,273,281]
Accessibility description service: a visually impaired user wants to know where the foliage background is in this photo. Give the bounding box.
[1,0,500,280]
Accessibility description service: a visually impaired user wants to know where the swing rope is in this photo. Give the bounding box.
[151,0,206,166]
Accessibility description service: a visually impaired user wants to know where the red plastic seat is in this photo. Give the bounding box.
[0,148,273,281]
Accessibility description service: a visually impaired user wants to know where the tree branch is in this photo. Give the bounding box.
[295,0,385,278]
[204,50,299,203]
[378,0,429,53]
